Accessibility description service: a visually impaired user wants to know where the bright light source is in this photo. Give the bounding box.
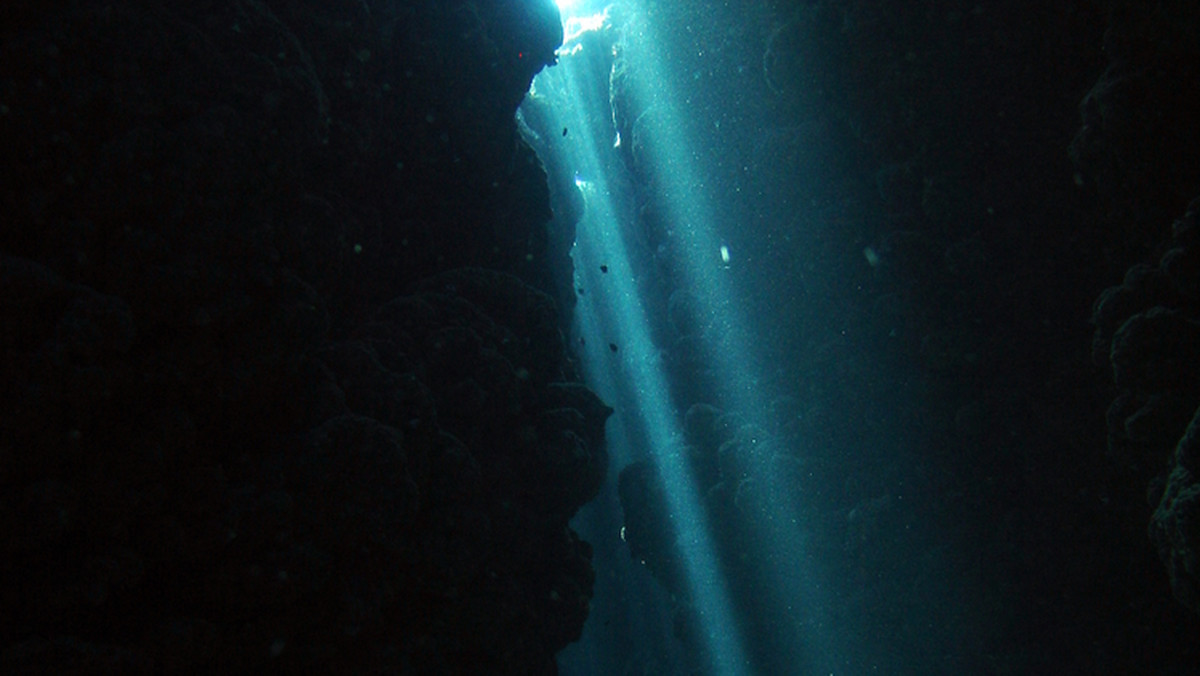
[561,11,608,48]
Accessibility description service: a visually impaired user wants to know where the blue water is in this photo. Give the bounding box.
[526,2,1031,674]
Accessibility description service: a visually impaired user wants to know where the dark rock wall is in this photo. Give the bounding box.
[0,1,609,673]
[1083,0,1200,633]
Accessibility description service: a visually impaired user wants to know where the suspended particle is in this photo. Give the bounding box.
[609,343,618,353]
[600,264,609,273]
[863,246,881,268]
[562,127,569,136]
[577,287,585,295]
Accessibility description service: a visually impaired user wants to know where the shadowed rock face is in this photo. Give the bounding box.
[1095,199,1200,618]
[0,1,611,673]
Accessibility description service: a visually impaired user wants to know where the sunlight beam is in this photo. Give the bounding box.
[526,11,752,674]
[614,3,850,672]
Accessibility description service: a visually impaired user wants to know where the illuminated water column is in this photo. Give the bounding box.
[612,3,854,673]
[527,7,751,675]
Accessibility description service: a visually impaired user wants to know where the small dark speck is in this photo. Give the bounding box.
[609,343,618,353]
[577,287,585,295]
[562,127,569,136]
[600,265,609,273]
[579,337,586,345]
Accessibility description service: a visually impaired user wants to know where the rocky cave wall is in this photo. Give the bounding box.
[1082,0,1200,624]
[0,1,607,673]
